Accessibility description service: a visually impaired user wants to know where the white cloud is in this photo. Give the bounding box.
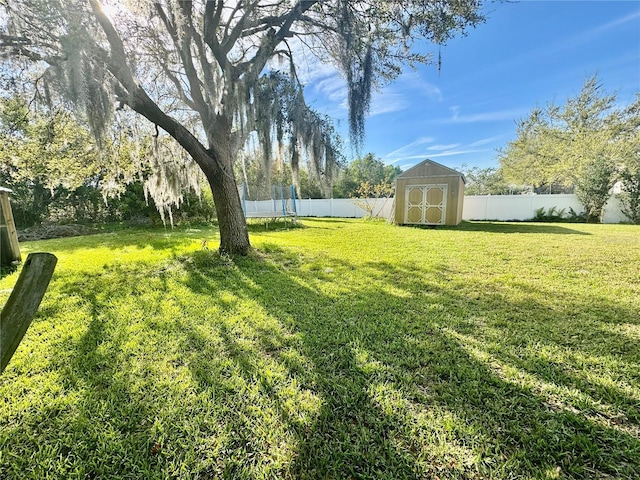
[384,137,435,159]
[427,143,461,151]
[437,107,525,124]
[383,133,505,167]
[313,74,347,102]
[364,71,445,118]
[400,71,444,102]
[421,82,444,103]
[564,10,640,49]
[388,149,489,165]
[295,49,449,125]
[368,90,409,116]
[467,134,507,147]
[427,149,487,158]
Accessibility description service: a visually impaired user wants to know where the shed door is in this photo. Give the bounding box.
[404,185,447,225]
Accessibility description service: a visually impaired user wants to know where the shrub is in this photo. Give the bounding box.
[531,206,585,223]
[574,157,616,223]
[351,180,394,218]
[618,167,640,224]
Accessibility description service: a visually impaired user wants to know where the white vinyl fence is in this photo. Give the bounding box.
[243,197,395,219]
[463,194,626,223]
[462,194,626,223]
[244,194,628,224]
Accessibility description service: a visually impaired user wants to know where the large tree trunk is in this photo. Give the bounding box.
[205,155,250,255]
[122,86,251,255]
[204,122,250,256]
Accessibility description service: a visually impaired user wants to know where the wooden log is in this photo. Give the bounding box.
[1,252,57,374]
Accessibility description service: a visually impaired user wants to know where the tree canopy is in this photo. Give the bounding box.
[333,153,401,198]
[459,165,527,195]
[1,0,486,253]
[499,75,640,221]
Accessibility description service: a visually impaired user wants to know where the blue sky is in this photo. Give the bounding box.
[302,1,640,172]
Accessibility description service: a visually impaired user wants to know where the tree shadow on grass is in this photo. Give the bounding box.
[179,248,640,478]
[2,244,638,479]
[444,221,592,235]
[0,263,169,478]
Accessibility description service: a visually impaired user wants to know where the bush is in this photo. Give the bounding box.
[530,206,586,223]
[532,206,566,222]
[351,180,394,218]
[574,158,616,223]
[618,167,640,224]
[173,187,217,225]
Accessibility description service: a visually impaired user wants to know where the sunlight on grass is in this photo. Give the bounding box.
[1,220,638,478]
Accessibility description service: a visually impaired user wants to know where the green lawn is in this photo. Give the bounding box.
[1,219,638,479]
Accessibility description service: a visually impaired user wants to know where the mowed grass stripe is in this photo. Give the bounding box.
[0,219,638,479]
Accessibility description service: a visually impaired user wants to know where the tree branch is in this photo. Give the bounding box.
[87,1,217,178]
[203,0,229,74]
[153,2,210,124]
[88,0,137,92]
[240,0,320,81]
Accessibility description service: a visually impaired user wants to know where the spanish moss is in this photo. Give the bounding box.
[243,71,344,199]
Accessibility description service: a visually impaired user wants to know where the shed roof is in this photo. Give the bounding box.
[396,159,465,183]
[0,187,13,193]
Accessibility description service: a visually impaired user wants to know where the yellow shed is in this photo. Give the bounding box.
[394,159,465,226]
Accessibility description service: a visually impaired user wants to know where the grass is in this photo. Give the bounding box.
[0,219,638,479]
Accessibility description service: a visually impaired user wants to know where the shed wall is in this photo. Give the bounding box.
[456,177,465,223]
[395,175,463,225]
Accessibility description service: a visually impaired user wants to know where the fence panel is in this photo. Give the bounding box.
[463,194,625,223]
[248,195,627,223]
[296,198,394,218]
[463,194,585,221]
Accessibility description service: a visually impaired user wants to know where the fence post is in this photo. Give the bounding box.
[1,252,57,374]
[241,183,247,215]
[0,189,22,266]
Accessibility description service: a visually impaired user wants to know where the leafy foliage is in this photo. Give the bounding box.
[499,75,640,221]
[333,153,401,198]
[351,179,394,218]
[616,117,640,224]
[574,157,617,222]
[0,0,486,253]
[532,206,566,222]
[530,206,586,223]
[0,97,104,226]
[618,166,640,224]
[0,96,216,227]
[460,165,527,195]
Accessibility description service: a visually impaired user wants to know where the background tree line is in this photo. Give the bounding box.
[498,75,640,223]
[1,0,484,254]
[0,96,216,229]
[0,93,401,228]
[459,76,639,224]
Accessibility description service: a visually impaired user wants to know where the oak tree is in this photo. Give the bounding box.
[1,0,485,253]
